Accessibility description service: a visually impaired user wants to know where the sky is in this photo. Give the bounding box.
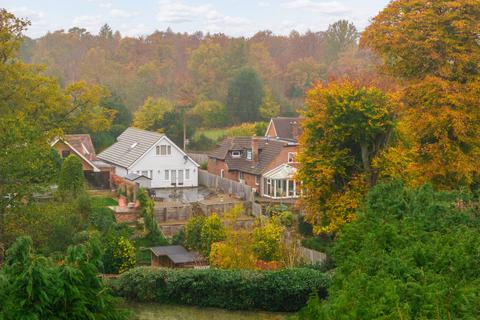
[1,0,391,38]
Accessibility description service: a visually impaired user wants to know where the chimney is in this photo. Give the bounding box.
[291,120,300,142]
[252,137,260,162]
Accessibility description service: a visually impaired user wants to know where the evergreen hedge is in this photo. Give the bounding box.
[115,267,329,312]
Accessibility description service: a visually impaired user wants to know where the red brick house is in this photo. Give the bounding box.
[208,117,302,199]
[51,134,113,188]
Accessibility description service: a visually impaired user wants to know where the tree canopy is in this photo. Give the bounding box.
[226,67,264,124]
[299,182,480,319]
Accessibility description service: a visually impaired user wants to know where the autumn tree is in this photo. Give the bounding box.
[285,57,326,99]
[226,67,264,124]
[362,0,480,189]
[259,89,281,120]
[133,97,173,131]
[325,20,358,63]
[298,80,397,233]
[200,214,226,256]
[189,100,228,128]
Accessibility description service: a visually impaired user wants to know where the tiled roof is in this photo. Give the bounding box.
[269,117,302,142]
[97,127,164,168]
[64,134,96,161]
[209,137,287,175]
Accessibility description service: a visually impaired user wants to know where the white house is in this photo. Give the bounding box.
[98,127,199,188]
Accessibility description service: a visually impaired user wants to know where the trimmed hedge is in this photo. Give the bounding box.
[115,267,329,312]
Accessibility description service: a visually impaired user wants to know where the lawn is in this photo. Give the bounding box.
[195,128,228,141]
[124,303,289,320]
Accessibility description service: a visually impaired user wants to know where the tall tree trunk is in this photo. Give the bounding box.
[360,143,373,186]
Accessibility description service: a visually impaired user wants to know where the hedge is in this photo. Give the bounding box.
[114,267,330,312]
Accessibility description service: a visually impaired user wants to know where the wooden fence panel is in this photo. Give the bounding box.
[188,153,209,165]
[198,169,254,201]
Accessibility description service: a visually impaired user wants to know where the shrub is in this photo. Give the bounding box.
[103,236,136,274]
[0,236,127,319]
[116,267,330,312]
[58,154,85,197]
[183,215,206,252]
[200,214,226,256]
[252,221,284,261]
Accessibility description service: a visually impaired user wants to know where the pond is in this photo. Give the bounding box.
[124,303,290,320]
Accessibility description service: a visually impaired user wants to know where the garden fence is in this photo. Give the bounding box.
[198,169,254,201]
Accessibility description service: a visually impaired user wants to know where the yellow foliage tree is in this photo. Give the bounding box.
[298,80,398,234]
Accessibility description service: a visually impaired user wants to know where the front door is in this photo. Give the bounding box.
[171,169,177,186]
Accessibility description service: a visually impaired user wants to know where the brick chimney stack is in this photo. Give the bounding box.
[252,137,260,162]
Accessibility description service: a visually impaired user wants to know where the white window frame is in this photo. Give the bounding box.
[239,172,245,180]
[231,151,241,158]
[288,152,297,163]
[246,149,252,160]
[255,175,260,185]
[165,170,170,180]
[185,169,190,180]
[220,169,224,178]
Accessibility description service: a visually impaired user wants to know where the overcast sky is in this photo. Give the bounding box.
[1,0,391,38]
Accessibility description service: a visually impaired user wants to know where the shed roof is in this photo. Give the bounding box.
[97,127,164,168]
[150,245,205,264]
[124,173,151,181]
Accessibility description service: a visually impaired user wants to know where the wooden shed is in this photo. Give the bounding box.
[150,245,207,268]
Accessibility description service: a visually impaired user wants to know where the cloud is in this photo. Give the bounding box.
[157,0,252,35]
[100,3,113,8]
[109,8,134,18]
[258,1,271,7]
[281,0,348,13]
[72,14,104,32]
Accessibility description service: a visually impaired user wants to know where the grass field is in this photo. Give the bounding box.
[125,303,290,320]
[194,127,228,140]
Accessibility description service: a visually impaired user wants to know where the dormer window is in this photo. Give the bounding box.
[130,142,138,149]
[246,149,252,160]
[156,145,172,155]
[231,151,241,158]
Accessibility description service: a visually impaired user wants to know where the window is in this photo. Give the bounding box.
[178,170,184,185]
[185,169,190,180]
[255,175,260,185]
[161,145,167,155]
[141,170,148,177]
[165,170,170,180]
[157,145,172,155]
[220,169,224,178]
[288,152,297,163]
[231,151,241,158]
[246,149,252,160]
[149,170,153,179]
[239,172,245,180]
[61,150,70,158]
[167,145,171,155]
[156,146,160,155]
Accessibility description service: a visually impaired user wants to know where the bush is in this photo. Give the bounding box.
[299,182,480,319]
[116,267,330,312]
[0,236,127,319]
[58,154,85,197]
[103,236,136,274]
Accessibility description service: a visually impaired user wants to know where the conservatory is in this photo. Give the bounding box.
[262,164,300,199]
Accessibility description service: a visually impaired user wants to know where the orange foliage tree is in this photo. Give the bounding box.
[362,0,480,189]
